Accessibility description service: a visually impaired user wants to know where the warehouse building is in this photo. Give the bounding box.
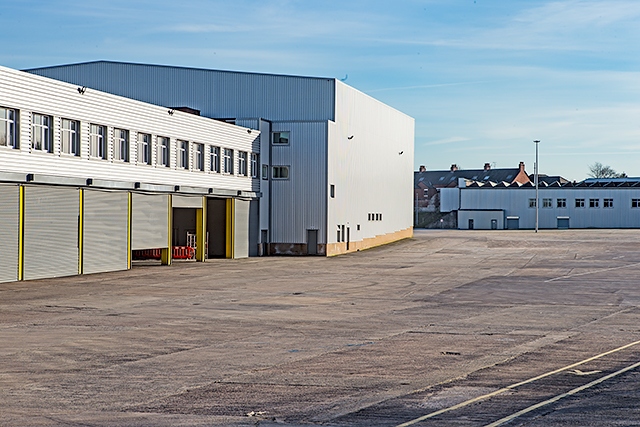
[441,179,640,230]
[27,61,415,256]
[0,65,259,283]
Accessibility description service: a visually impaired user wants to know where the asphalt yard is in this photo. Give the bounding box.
[2,229,640,426]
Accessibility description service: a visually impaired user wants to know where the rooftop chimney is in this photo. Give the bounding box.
[419,165,426,172]
[484,163,491,171]
[519,161,525,172]
[450,164,458,172]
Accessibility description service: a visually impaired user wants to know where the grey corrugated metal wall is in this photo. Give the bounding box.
[131,193,169,250]
[0,185,19,283]
[26,62,336,122]
[83,190,129,274]
[23,186,79,280]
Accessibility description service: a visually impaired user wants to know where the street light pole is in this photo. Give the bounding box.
[534,140,540,233]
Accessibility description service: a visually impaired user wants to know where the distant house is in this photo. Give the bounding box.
[414,162,531,213]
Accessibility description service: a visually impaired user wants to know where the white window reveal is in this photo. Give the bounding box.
[32,113,52,153]
[61,119,79,156]
[137,132,151,165]
[0,107,18,148]
[195,143,204,171]
[251,153,259,178]
[114,128,129,162]
[89,124,107,159]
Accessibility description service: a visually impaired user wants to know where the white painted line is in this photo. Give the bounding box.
[395,339,640,427]
[545,262,640,282]
[484,360,640,427]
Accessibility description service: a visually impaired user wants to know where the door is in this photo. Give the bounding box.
[131,193,169,250]
[491,219,498,230]
[307,229,318,255]
[468,219,474,230]
[557,217,570,229]
[0,184,19,283]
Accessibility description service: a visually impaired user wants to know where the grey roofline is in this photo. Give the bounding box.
[23,60,336,83]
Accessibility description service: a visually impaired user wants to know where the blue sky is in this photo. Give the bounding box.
[2,0,639,180]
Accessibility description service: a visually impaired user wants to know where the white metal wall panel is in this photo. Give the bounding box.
[83,190,129,274]
[234,199,250,258]
[0,185,19,283]
[132,193,169,250]
[328,82,415,244]
[24,186,79,280]
[172,195,203,208]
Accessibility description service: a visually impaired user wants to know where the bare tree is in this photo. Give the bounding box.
[588,162,621,178]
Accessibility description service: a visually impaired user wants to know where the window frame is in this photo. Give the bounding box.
[223,148,234,174]
[157,136,170,167]
[210,146,221,173]
[528,198,537,208]
[556,198,566,208]
[603,198,614,208]
[575,198,585,208]
[89,124,107,159]
[272,131,290,145]
[272,165,290,180]
[114,128,129,162]
[542,198,552,208]
[195,143,205,171]
[177,140,189,169]
[238,151,248,176]
[251,153,259,178]
[0,107,18,149]
[137,132,152,165]
[32,113,53,153]
[61,118,80,156]
[632,199,640,208]
[589,198,599,208]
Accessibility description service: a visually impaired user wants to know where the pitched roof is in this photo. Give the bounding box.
[415,167,521,188]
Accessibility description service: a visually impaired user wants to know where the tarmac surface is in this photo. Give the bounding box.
[2,229,640,426]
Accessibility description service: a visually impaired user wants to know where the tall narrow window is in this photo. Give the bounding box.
[32,113,52,153]
[210,146,220,173]
[195,143,204,171]
[89,124,107,159]
[137,132,151,165]
[0,107,18,148]
[224,148,234,174]
[238,151,248,176]
[158,136,170,167]
[61,119,79,156]
[114,128,129,162]
[251,153,259,178]
[177,140,189,169]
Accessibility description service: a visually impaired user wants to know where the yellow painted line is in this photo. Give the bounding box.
[127,192,132,269]
[78,189,84,274]
[484,359,640,427]
[395,339,640,427]
[17,185,25,281]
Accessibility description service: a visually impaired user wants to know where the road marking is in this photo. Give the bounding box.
[484,360,640,427]
[545,262,640,282]
[395,339,640,427]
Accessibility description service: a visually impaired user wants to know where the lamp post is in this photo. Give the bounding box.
[534,140,540,233]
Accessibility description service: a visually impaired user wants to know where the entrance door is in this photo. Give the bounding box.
[468,219,474,230]
[307,229,318,255]
[491,219,498,230]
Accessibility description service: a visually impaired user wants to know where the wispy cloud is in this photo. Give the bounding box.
[423,136,471,147]
[367,81,491,93]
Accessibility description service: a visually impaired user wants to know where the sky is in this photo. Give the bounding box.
[2,0,639,181]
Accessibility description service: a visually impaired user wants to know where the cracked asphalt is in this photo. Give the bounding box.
[2,229,640,426]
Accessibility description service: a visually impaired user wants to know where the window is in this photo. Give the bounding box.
[633,199,640,208]
[158,136,170,167]
[177,140,189,169]
[604,198,613,208]
[337,226,341,243]
[262,164,269,180]
[272,131,289,144]
[251,153,259,178]
[195,143,204,171]
[557,198,566,208]
[1,107,18,148]
[330,184,335,198]
[137,133,151,165]
[272,166,289,179]
[32,113,52,153]
[210,146,220,173]
[542,198,552,208]
[223,148,234,174]
[589,198,599,208]
[114,128,129,162]
[575,198,585,208]
[61,119,79,156]
[238,151,248,176]
[89,124,107,159]
[529,198,537,208]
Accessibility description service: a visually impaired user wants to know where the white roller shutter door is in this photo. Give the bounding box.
[234,199,250,259]
[83,190,129,274]
[132,193,169,250]
[0,185,19,283]
[24,186,79,280]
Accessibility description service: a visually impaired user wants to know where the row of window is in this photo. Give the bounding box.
[1,106,261,177]
[368,213,383,221]
[529,198,618,208]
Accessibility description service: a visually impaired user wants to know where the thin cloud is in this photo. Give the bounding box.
[423,136,471,147]
[367,81,491,93]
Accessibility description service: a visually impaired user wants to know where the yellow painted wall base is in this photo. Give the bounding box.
[326,227,414,256]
